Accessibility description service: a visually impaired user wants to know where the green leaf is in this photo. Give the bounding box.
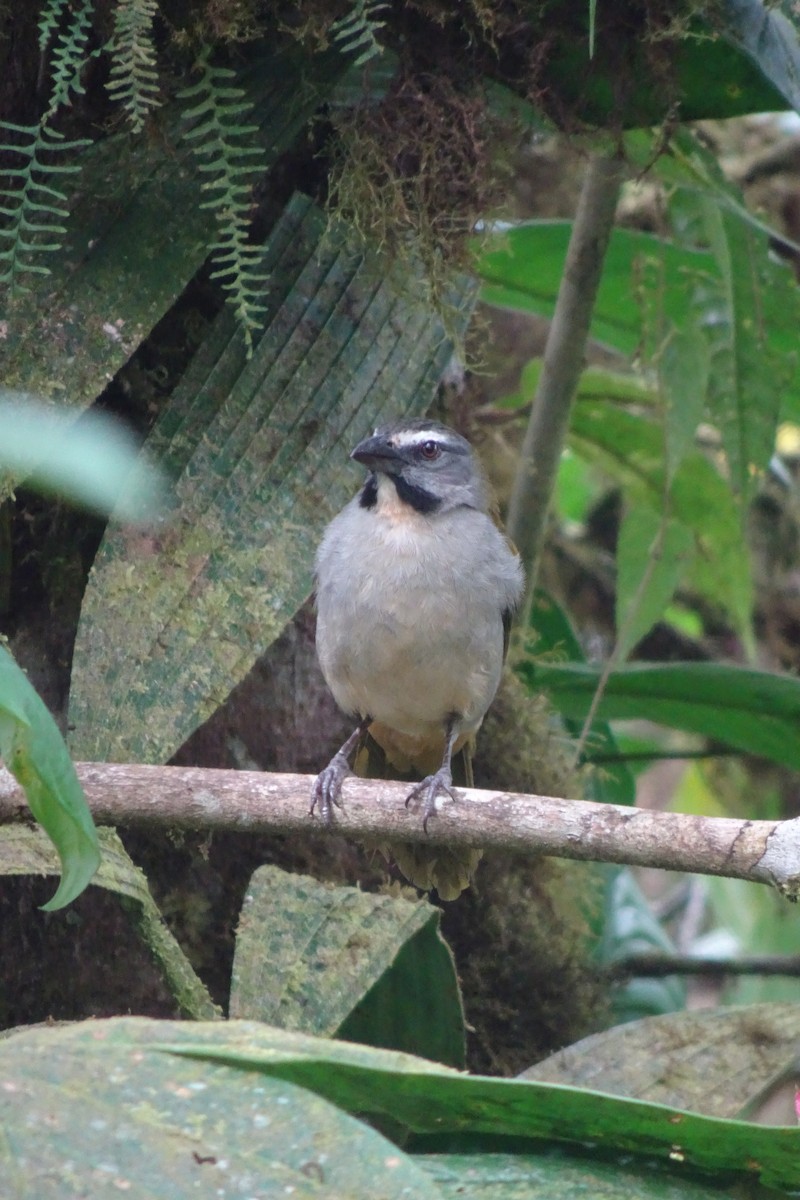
[527,591,635,806]
[615,507,694,660]
[569,400,753,641]
[0,826,219,1018]
[538,3,800,127]
[68,194,475,763]
[526,1002,800,1119]
[0,645,99,910]
[477,223,715,358]
[0,1017,444,1200]
[522,660,800,771]
[150,1021,800,1188]
[718,0,800,114]
[0,391,165,520]
[660,324,710,482]
[695,197,789,500]
[419,1151,740,1199]
[5,1016,799,1188]
[231,866,465,1068]
[1,45,342,466]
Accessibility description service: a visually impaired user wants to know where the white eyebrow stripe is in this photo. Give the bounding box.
[392,429,452,449]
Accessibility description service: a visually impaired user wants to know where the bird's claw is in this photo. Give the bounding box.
[310,751,351,822]
[405,769,460,833]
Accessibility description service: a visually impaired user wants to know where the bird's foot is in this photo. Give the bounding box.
[405,768,460,833]
[310,751,351,822]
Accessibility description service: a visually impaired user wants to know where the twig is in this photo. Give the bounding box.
[1,762,799,898]
[507,151,625,600]
[609,954,800,978]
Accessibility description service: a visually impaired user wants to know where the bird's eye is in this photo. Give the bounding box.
[419,440,440,460]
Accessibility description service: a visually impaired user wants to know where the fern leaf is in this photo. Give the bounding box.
[178,55,270,351]
[46,0,97,116]
[0,123,89,293]
[38,0,70,51]
[106,0,161,132]
[330,1,388,67]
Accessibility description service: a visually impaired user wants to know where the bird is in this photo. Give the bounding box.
[310,417,524,858]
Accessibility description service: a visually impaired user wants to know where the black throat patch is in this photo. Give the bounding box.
[359,474,378,509]
[393,474,442,514]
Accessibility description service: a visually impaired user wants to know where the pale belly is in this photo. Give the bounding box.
[317,590,503,737]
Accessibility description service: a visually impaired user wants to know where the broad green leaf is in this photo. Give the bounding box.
[0,392,164,520]
[500,358,659,414]
[626,124,800,259]
[68,194,475,763]
[231,866,464,1068]
[718,0,800,113]
[2,46,341,442]
[569,400,753,641]
[146,1019,800,1187]
[538,5,797,126]
[419,1151,740,1199]
[477,224,715,358]
[695,197,789,500]
[4,1017,799,1188]
[0,826,218,1018]
[0,646,98,910]
[0,1017,443,1200]
[526,1003,800,1119]
[528,590,635,806]
[615,507,694,660]
[522,660,800,771]
[660,325,710,481]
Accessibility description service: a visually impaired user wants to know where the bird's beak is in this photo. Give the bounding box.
[351,433,403,473]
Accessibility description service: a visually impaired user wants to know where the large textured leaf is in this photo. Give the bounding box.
[1,44,340,431]
[522,660,800,771]
[0,825,218,1018]
[4,1017,799,1189]
[0,1017,442,1200]
[154,1020,800,1187]
[0,645,98,910]
[230,866,464,1067]
[525,1003,800,1119]
[68,194,474,761]
[419,1151,742,1199]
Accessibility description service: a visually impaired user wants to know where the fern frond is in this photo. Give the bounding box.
[38,0,71,51]
[45,0,97,116]
[330,0,388,66]
[0,122,89,293]
[179,55,269,351]
[106,0,161,132]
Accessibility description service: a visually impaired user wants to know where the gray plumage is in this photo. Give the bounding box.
[312,418,524,828]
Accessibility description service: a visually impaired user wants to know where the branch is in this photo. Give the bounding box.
[609,954,800,978]
[507,151,625,598]
[1,762,799,898]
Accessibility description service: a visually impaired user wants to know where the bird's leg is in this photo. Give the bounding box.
[310,716,371,822]
[405,715,461,833]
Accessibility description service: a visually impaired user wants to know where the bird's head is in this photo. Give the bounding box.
[351,419,488,515]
